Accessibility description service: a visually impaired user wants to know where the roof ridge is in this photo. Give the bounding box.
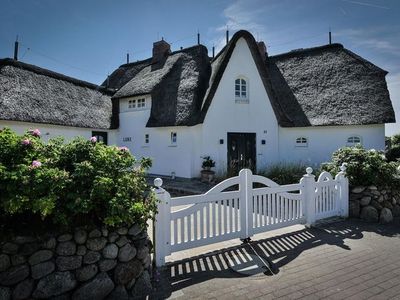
[0,58,113,94]
[270,43,344,60]
[117,44,208,69]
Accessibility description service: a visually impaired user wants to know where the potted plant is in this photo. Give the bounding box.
[201,156,216,183]
[202,156,215,171]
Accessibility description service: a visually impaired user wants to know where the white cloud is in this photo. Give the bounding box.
[336,28,400,55]
[211,0,268,51]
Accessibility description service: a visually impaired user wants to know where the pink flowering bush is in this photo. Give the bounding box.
[0,127,155,230]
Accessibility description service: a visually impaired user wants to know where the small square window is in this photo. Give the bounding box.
[295,137,308,147]
[145,134,149,144]
[171,132,177,144]
[128,100,136,109]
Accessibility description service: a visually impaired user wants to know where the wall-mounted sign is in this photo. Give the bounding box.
[122,137,132,142]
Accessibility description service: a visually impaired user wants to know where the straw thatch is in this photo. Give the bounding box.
[0,59,114,129]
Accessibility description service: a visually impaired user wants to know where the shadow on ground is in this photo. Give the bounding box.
[145,219,400,299]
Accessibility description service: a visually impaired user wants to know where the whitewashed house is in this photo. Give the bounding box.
[0,30,396,178]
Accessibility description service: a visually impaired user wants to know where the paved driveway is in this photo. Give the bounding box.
[147,219,400,300]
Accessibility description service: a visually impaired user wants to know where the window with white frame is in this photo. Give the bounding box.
[347,136,362,146]
[137,98,145,108]
[145,134,149,144]
[295,137,308,147]
[128,99,136,109]
[170,132,177,145]
[128,98,145,110]
[235,77,248,102]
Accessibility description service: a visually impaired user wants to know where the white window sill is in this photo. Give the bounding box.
[168,144,177,147]
[141,145,150,148]
[235,98,249,104]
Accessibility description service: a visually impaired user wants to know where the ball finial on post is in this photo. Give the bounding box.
[306,167,313,175]
[154,178,163,188]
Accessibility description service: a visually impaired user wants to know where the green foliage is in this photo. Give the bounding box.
[321,145,399,187]
[202,156,216,169]
[258,163,309,185]
[386,134,400,162]
[0,128,156,229]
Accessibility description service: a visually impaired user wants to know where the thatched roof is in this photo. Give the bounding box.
[109,45,210,127]
[0,58,114,129]
[268,44,396,126]
[109,30,394,128]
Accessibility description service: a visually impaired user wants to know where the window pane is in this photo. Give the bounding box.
[241,91,246,97]
[241,79,246,85]
[242,85,246,91]
[235,79,240,84]
[235,91,240,96]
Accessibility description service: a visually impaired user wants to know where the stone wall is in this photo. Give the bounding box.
[0,224,152,299]
[349,185,400,223]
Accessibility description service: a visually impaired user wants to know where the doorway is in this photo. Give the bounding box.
[227,132,256,175]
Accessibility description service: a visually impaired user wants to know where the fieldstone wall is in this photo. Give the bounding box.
[0,224,152,299]
[349,185,400,223]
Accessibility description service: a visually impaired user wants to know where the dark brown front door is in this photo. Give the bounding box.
[227,132,256,176]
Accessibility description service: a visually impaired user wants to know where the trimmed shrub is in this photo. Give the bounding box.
[258,163,308,185]
[322,145,399,187]
[0,128,156,230]
[386,134,400,162]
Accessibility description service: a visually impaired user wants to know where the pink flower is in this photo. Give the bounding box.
[90,136,97,143]
[118,146,129,152]
[31,160,42,168]
[21,139,31,146]
[30,129,41,137]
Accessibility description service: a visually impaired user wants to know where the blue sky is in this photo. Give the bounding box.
[1,0,399,135]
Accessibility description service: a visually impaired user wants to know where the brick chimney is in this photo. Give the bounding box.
[151,38,171,70]
[257,41,267,60]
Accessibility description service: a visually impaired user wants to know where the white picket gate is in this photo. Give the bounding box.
[154,164,348,266]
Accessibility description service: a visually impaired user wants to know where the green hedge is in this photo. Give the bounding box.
[386,134,400,162]
[0,128,157,229]
[322,145,400,187]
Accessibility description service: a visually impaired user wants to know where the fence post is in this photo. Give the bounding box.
[302,167,316,227]
[153,178,171,267]
[336,163,349,218]
[239,169,253,240]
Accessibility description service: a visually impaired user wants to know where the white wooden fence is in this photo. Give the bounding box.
[154,164,348,266]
